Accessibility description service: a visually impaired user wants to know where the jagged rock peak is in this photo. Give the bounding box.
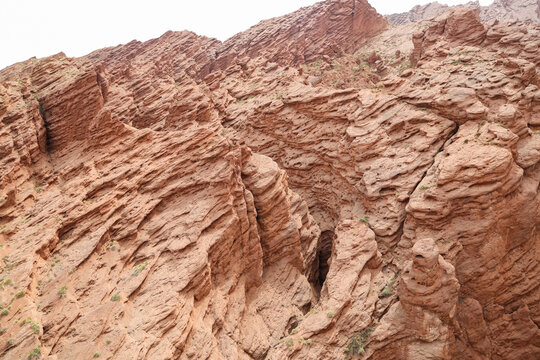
[216,0,388,68]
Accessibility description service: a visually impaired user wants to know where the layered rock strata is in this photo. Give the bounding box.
[388,0,540,26]
[0,2,539,360]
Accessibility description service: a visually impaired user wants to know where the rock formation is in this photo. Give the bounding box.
[0,1,539,359]
[366,238,459,359]
[388,0,540,26]
[214,0,387,69]
[387,1,478,26]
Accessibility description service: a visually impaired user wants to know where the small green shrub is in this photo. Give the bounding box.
[28,318,40,334]
[106,339,112,345]
[93,353,100,358]
[285,338,294,348]
[27,345,41,359]
[359,216,369,224]
[132,261,149,276]
[327,310,335,318]
[111,292,121,302]
[7,338,14,346]
[0,309,9,316]
[106,241,119,251]
[0,327,6,334]
[381,286,392,297]
[58,285,67,297]
[15,291,25,298]
[345,327,376,355]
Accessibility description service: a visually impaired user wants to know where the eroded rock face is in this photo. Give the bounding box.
[1,1,539,360]
[387,1,478,26]
[400,239,459,317]
[366,239,459,360]
[410,8,487,65]
[266,220,383,359]
[480,0,540,23]
[0,54,320,360]
[388,0,540,26]
[214,0,388,69]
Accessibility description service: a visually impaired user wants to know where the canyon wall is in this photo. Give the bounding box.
[0,1,539,359]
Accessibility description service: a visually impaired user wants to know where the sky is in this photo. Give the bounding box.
[1,0,494,70]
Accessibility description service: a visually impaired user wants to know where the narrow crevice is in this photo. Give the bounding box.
[310,229,335,298]
[317,230,333,287]
[408,121,459,197]
[37,99,53,154]
[96,68,109,103]
[47,313,82,354]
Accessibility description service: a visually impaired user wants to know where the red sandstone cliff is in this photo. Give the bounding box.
[0,1,539,359]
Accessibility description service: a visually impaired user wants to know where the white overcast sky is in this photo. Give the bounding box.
[1,0,493,70]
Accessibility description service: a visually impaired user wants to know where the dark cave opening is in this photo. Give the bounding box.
[312,230,334,293]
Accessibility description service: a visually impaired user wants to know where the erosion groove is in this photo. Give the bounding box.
[0,1,539,359]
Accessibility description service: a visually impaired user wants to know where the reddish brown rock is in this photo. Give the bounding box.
[411,8,487,65]
[214,0,387,69]
[266,220,383,359]
[366,238,459,360]
[1,1,540,360]
[0,54,321,360]
[388,2,462,26]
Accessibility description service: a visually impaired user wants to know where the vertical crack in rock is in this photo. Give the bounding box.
[314,229,334,292]
[406,119,459,200]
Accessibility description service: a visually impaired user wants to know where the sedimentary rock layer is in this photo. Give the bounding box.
[0,2,539,360]
[388,0,540,26]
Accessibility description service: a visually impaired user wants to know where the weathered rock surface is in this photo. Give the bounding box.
[387,1,478,26]
[388,0,540,26]
[366,238,459,359]
[1,1,539,360]
[0,57,321,359]
[266,220,383,359]
[215,0,387,69]
[480,0,540,24]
